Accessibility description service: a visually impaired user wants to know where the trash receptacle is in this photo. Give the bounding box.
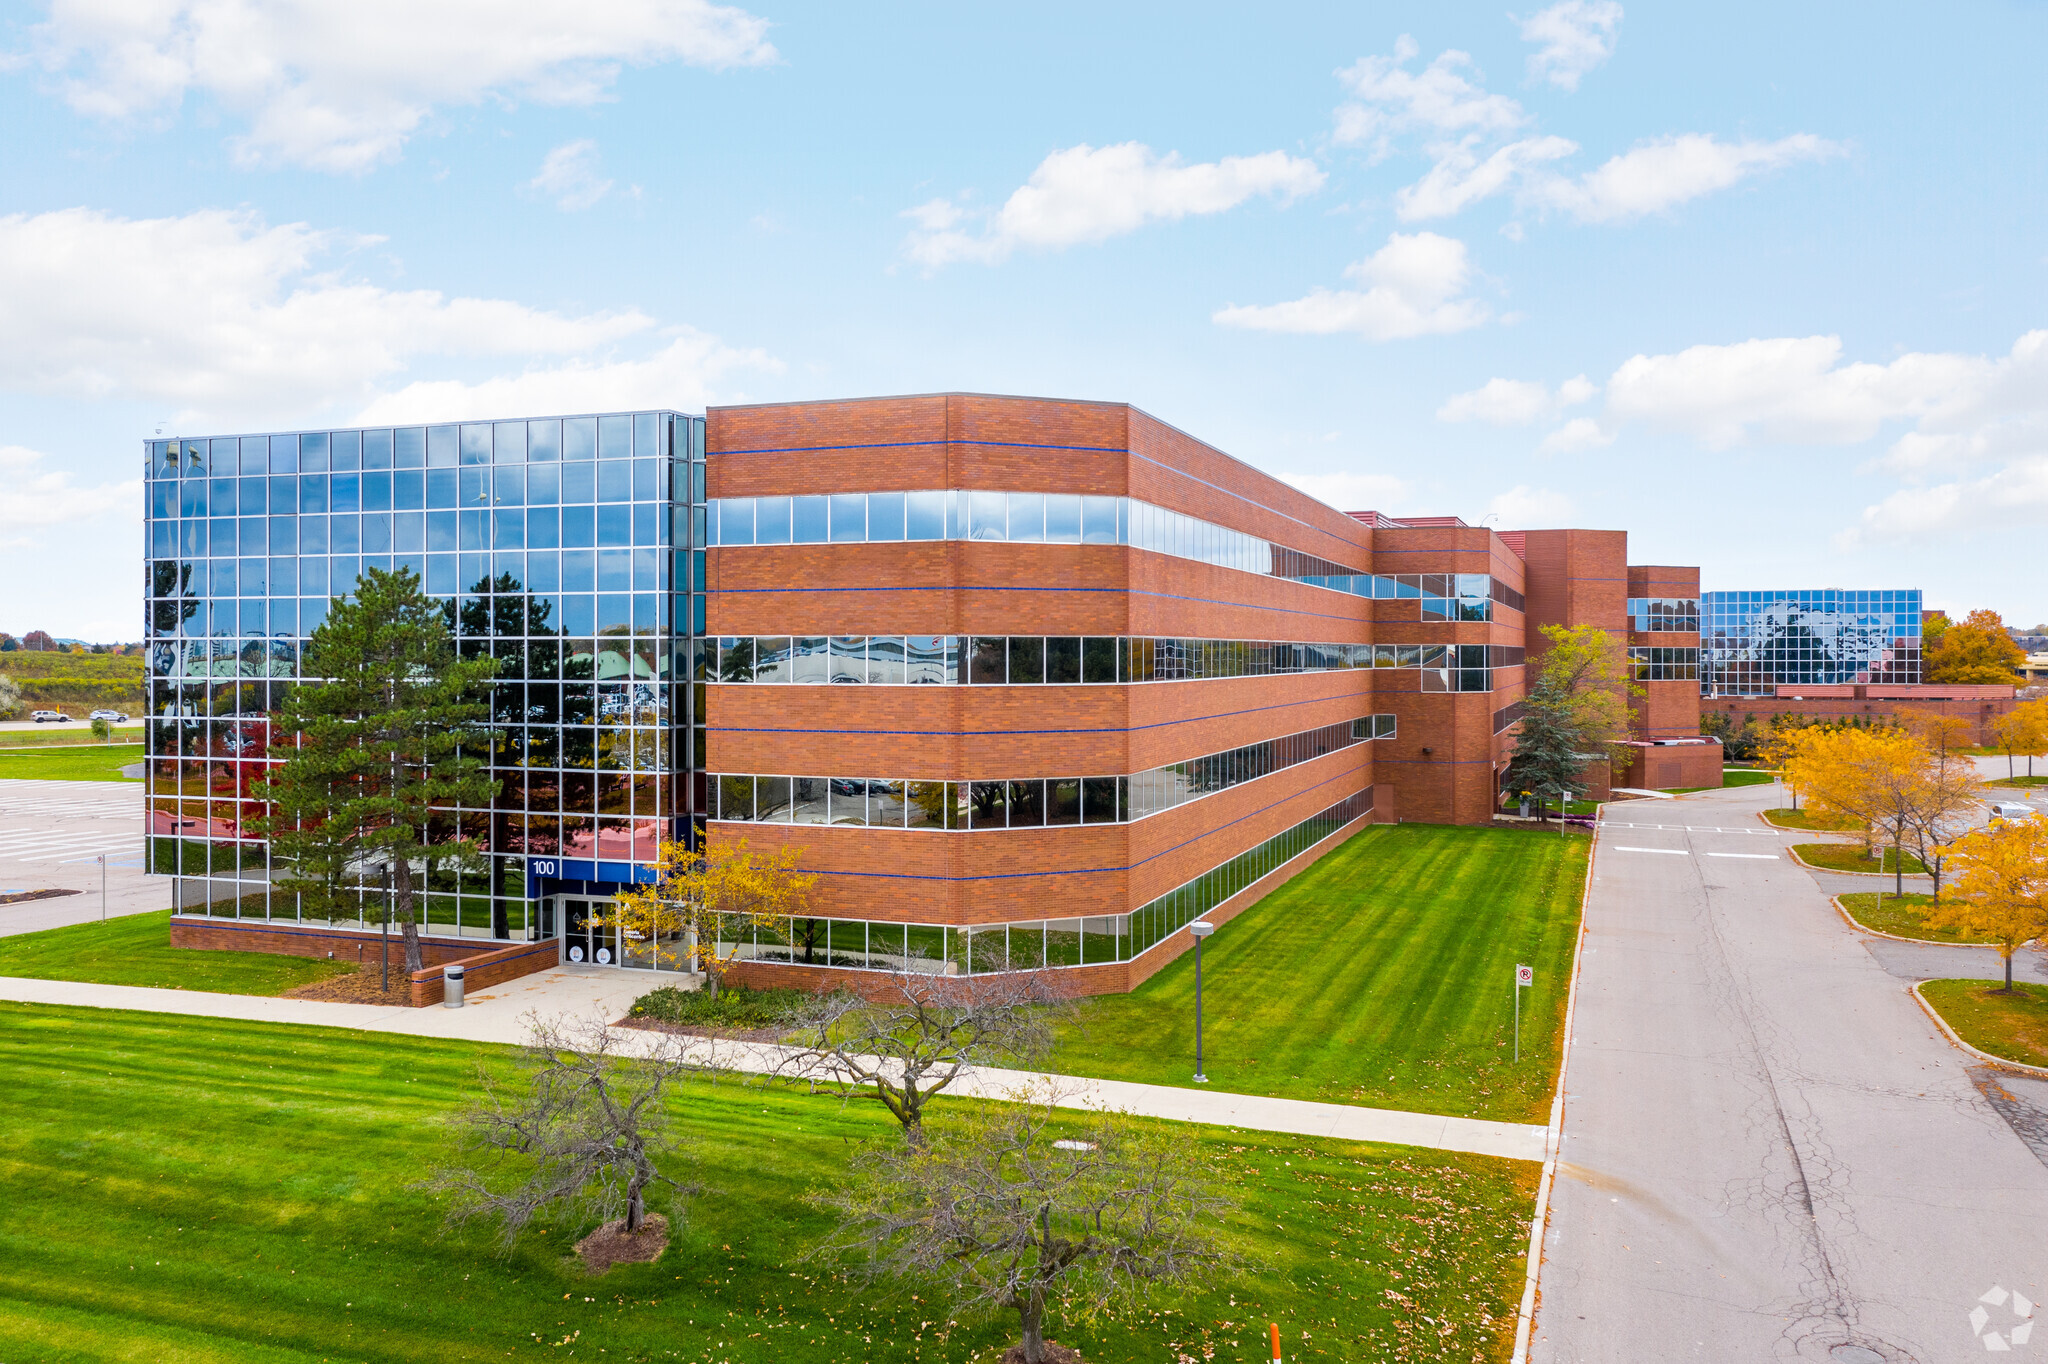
[443,963,465,1008]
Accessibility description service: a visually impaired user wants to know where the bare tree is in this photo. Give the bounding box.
[773,961,1067,1146]
[814,1088,1244,1364]
[425,1014,708,1254]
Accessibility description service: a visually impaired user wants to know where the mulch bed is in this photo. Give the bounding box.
[615,1016,794,1044]
[281,967,420,1006]
[0,888,82,906]
[574,1214,669,1274]
[1001,1343,1084,1363]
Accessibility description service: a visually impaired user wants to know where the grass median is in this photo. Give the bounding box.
[0,1002,1537,1364]
[1837,892,1994,943]
[1792,842,1929,875]
[1919,980,2048,1069]
[0,909,351,995]
[1762,806,1863,832]
[0,742,143,782]
[1056,822,1587,1125]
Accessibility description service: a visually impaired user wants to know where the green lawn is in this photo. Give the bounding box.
[0,742,143,781]
[1660,769,1777,794]
[1986,775,2047,789]
[0,910,350,995]
[1762,806,1864,832]
[1792,842,1929,875]
[1057,823,1587,1125]
[1837,892,1994,944]
[0,1003,1538,1364]
[1920,980,2048,1069]
[0,726,144,749]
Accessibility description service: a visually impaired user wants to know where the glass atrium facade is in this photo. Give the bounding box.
[142,412,707,947]
[1700,590,1923,695]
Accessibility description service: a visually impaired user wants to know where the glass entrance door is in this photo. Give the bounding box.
[556,896,619,966]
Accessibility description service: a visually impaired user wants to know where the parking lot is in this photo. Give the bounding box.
[0,778,162,936]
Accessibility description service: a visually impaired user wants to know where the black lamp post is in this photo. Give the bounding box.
[1190,920,1215,1083]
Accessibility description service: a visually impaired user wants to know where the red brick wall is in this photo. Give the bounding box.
[720,804,1376,997]
[1706,694,2017,745]
[1618,744,1723,791]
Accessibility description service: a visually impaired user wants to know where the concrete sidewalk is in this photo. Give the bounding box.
[0,969,1548,1164]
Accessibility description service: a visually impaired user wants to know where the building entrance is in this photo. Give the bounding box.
[547,894,694,973]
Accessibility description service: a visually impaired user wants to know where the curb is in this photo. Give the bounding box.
[1909,980,2048,1079]
[1786,844,1930,879]
[1508,801,1600,1364]
[1828,894,1996,948]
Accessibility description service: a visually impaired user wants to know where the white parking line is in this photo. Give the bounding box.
[1614,846,1689,855]
[1705,852,1778,860]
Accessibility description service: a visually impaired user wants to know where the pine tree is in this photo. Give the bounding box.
[251,567,501,978]
[1502,684,1586,821]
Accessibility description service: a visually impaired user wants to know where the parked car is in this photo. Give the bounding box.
[29,710,69,723]
[1988,801,2037,824]
[87,709,129,722]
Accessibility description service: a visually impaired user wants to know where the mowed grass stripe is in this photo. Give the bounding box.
[0,1003,1536,1363]
[1056,823,1587,1124]
[0,910,351,996]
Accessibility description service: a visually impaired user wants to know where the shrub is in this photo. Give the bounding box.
[627,981,813,1029]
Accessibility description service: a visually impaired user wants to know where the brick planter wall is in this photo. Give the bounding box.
[408,938,562,1007]
[169,917,558,1007]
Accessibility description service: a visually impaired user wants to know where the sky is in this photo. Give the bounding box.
[1,0,2045,640]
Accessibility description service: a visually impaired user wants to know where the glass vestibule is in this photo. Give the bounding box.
[550,894,693,972]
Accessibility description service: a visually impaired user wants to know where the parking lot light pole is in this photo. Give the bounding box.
[1190,921,1216,1083]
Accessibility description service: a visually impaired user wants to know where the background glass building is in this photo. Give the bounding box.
[1700,589,1922,695]
[142,412,707,964]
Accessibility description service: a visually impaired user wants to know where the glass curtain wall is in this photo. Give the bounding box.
[1700,590,1923,695]
[142,412,706,938]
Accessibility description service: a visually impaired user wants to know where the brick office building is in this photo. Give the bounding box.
[143,393,1708,995]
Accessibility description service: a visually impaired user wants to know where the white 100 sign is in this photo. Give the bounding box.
[530,860,559,877]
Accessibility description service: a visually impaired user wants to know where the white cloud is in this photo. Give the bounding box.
[0,206,771,425]
[0,445,140,534]
[353,331,781,425]
[1213,232,1487,340]
[1601,334,1998,447]
[1396,134,1577,220]
[1275,470,1411,514]
[1841,457,2048,546]
[1438,374,1595,424]
[1333,36,1527,153]
[1536,417,1614,453]
[28,0,776,172]
[1531,133,1842,222]
[1465,329,2048,545]
[902,142,1324,269]
[1484,484,1575,525]
[1519,1,1624,91]
[524,139,614,211]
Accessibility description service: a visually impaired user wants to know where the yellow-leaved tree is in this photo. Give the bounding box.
[1785,726,1916,855]
[1928,816,2048,992]
[1988,698,2048,781]
[593,833,818,997]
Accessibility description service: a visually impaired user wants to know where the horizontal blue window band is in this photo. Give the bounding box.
[709,692,1371,741]
[719,760,1371,884]
[713,583,1375,626]
[1122,447,1371,555]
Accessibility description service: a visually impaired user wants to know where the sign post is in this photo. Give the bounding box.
[1515,964,1533,1062]
[1190,921,1216,1083]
